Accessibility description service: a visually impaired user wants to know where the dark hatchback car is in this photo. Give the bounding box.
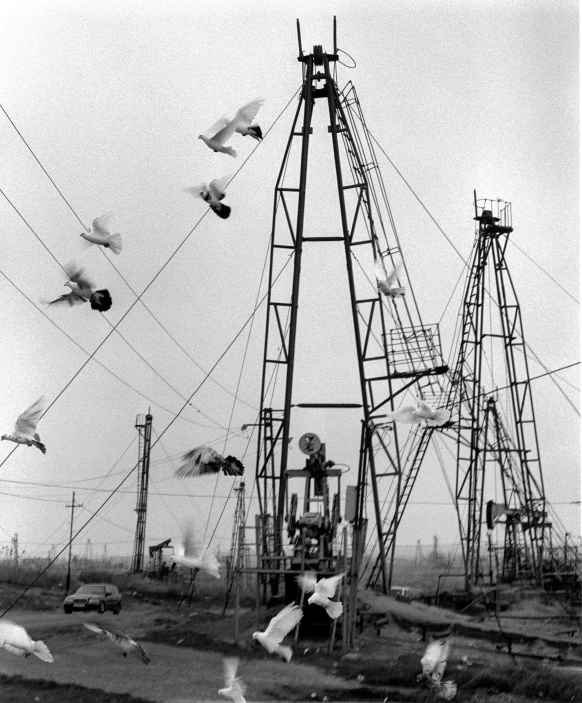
[63,583,122,614]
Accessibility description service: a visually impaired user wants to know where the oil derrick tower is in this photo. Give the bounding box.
[253,18,448,609]
[131,412,153,573]
[448,195,548,590]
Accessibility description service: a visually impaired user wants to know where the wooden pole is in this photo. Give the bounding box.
[234,525,243,645]
[293,528,307,643]
[342,527,348,654]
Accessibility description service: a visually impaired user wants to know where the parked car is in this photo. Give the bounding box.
[63,583,122,614]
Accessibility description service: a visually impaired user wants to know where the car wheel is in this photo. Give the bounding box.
[64,606,73,614]
[113,604,121,615]
[98,602,106,614]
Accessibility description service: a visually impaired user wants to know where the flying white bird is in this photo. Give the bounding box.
[418,638,457,699]
[218,657,246,703]
[374,258,405,298]
[199,98,265,157]
[1,397,46,454]
[252,602,303,662]
[175,445,244,478]
[169,526,221,579]
[0,619,53,662]
[46,261,112,312]
[296,572,344,619]
[80,213,123,254]
[384,399,451,427]
[185,175,232,220]
[82,623,150,664]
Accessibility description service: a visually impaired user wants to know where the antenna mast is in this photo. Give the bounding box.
[131,412,153,573]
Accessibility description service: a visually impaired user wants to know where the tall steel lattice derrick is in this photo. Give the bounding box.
[254,23,448,595]
[131,412,153,573]
[449,196,548,590]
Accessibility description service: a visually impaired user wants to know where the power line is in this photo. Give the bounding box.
[0,195,230,433]
[0,89,301,470]
[0,183,295,618]
[508,238,579,305]
[0,103,88,230]
[0,267,223,429]
[1,91,299,419]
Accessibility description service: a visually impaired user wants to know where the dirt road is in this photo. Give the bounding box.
[0,600,351,702]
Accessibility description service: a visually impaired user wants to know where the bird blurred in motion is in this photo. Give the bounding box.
[218,657,246,703]
[82,623,150,664]
[199,98,264,156]
[175,445,244,478]
[0,620,53,662]
[296,572,344,619]
[252,602,303,662]
[46,261,112,312]
[384,398,450,427]
[1,396,46,454]
[185,175,232,220]
[417,638,457,700]
[168,524,221,579]
[80,213,123,254]
[374,258,405,298]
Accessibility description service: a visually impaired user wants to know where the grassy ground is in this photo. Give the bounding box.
[0,674,151,703]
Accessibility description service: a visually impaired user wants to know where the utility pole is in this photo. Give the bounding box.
[432,535,439,563]
[12,533,18,565]
[65,492,83,592]
[415,539,422,566]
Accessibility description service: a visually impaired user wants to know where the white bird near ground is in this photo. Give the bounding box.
[252,603,303,662]
[431,680,458,700]
[185,175,232,220]
[417,638,457,699]
[384,399,451,427]
[374,258,405,298]
[46,261,112,312]
[175,445,244,478]
[1,397,46,454]
[82,623,150,664]
[169,526,221,579]
[0,619,53,662]
[80,213,123,254]
[199,98,265,156]
[218,657,246,703]
[296,573,344,619]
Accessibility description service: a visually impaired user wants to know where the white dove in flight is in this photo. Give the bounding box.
[175,445,244,478]
[296,572,344,619]
[385,399,451,427]
[83,623,150,664]
[80,213,123,254]
[199,98,264,156]
[218,657,246,703]
[208,98,265,142]
[185,175,232,220]
[252,602,303,662]
[374,258,405,298]
[46,261,112,312]
[169,527,220,579]
[1,397,46,454]
[417,638,456,699]
[0,620,53,662]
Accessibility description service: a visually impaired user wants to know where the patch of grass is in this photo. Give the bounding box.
[0,674,150,702]
[455,662,582,702]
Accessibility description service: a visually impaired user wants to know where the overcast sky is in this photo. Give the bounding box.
[0,0,578,568]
